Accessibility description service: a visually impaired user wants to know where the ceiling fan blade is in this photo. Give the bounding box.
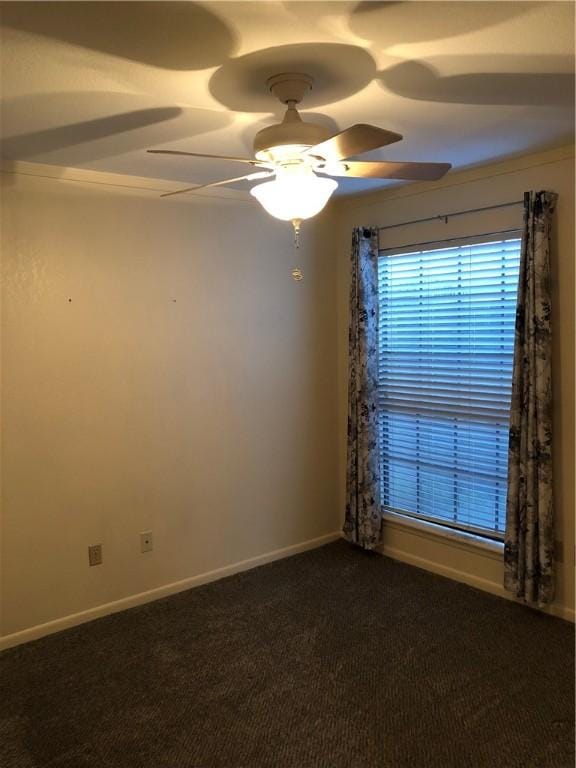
[160,170,273,198]
[324,160,451,181]
[305,124,403,162]
[148,149,263,165]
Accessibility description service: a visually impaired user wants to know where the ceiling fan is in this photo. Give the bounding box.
[148,73,451,235]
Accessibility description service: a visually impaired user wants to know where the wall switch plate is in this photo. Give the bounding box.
[140,531,153,553]
[88,544,102,566]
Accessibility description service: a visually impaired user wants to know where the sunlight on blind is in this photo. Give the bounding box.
[378,236,521,538]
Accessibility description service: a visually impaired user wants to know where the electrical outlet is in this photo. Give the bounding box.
[88,544,102,566]
[140,531,153,553]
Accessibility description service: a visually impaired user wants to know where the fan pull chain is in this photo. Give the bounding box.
[291,218,303,281]
[292,218,302,250]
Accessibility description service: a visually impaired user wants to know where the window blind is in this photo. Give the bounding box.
[377,234,522,538]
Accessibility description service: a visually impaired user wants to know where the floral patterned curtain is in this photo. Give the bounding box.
[343,228,382,550]
[504,190,558,605]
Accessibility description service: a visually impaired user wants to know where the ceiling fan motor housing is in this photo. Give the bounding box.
[253,116,331,161]
[253,73,332,162]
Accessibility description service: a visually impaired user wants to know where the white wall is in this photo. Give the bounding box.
[333,146,575,619]
[0,165,340,643]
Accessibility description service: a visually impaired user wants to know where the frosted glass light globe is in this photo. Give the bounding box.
[250,165,337,221]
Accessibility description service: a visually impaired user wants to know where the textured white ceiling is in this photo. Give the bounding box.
[1,1,574,195]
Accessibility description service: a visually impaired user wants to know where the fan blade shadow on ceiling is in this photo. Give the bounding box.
[378,59,575,107]
[0,1,237,71]
[279,1,402,23]
[349,1,537,46]
[0,92,233,164]
[1,108,181,160]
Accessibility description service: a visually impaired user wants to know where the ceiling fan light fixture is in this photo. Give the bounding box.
[149,72,451,209]
[250,167,337,221]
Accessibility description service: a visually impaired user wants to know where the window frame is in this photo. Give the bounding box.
[377,229,523,542]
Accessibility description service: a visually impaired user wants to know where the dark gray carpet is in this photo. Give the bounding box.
[1,540,574,768]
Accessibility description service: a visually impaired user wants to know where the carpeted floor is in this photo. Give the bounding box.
[1,541,574,768]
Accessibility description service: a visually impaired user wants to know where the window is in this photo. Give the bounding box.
[377,234,522,539]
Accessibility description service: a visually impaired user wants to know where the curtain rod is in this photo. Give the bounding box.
[378,227,523,255]
[378,199,524,232]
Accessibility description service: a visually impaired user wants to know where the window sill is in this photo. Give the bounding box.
[382,511,504,560]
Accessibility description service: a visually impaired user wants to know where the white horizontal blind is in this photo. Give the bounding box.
[377,234,522,538]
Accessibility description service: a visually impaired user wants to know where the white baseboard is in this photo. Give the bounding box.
[3,530,571,651]
[0,531,341,651]
[380,542,575,623]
